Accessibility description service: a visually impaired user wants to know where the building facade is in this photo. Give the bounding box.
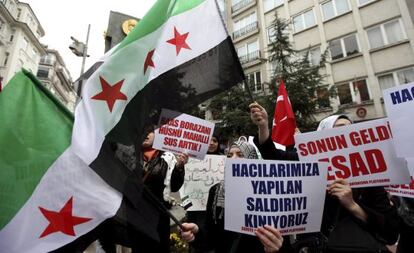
[37,48,76,112]
[223,0,414,122]
[0,0,45,84]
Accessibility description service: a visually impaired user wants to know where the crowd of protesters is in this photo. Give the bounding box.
[174,102,413,253]
[82,102,413,253]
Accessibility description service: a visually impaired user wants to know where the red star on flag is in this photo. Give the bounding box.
[167,26,191,55]
[144,49,155,74]
[91,76,127,112]
[39,197,92,238]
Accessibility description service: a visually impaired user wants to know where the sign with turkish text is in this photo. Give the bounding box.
[153,109,215,160]
[224,159,327,236]
[295,118,410,187]
[383,82,414,158]
[179,155,225,211]
[386,176,414,199]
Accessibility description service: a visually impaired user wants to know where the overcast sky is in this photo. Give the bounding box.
[26,0,156,80]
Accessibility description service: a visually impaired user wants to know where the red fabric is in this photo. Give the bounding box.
[271,80,297,146]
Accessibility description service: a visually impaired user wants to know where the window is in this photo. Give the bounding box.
[247,71,262,92]
[337,79,370,105]
[378,67,414,90]
[337,83,352,104]
[353,80,370,102]
[40,54,56,65]
[316,87,331,108]
[293,9,316,33]
[233,12,258,39]
[263,0,283,12]
[329,34,359,60]
[397,68,414,84]
[321,0,350,21]
[237,41,258,56]
[37,66,49,78]
[378,74,395,91]
[232,0,253,13]
[367,19,406,49]
[32,47,37,58]
[16,8,21,19]
[9,29,15,42]
[3,52,9,66]
[22,37,28,50]
[358,0,376,6]
[299,47,322,65]
[267,27,276,44]
[308,47,322,65]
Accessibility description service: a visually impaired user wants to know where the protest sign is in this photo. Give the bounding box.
[386,158,414,199]
[386,176,414,198]
[224,158,327,236]
[179,155,225,211]
[383,82,414,158]
[153,109,215,159]
[295,118,410,187]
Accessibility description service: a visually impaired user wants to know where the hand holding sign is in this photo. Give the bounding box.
[176,153,189,168]
[256,225,284,253]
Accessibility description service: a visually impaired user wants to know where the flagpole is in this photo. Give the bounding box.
[243,79,255,103]
[143,186,184,230]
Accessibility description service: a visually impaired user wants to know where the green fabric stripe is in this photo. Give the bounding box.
[115,0,204,53]
[0,70,73,229]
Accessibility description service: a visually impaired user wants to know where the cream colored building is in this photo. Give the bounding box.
[0,0,46,84]
[37,48,76,112]
[223,0,414,122]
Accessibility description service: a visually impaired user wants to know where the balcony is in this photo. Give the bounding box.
[231,0,255,13]
[239,50,261,65]
[232,22,258,40]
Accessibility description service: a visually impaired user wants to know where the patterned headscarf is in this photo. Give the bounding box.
[212,137,258,223]
[229,139,259,159]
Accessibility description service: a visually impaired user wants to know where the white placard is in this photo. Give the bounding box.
[179,155,225,211]
[386,176,414,199]
[224,159,327,236]
[386,158,414,199]
[295,118,410,187]
[153,109,215,160]
[383,82,414,158]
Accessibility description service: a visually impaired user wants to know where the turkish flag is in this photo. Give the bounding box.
[271,80,296,146]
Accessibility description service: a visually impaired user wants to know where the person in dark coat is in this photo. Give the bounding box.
[394,196,414,253]
[249,102,399,253]
[138,129,188,253]
[186,134,223,253]
[180,139,289,253]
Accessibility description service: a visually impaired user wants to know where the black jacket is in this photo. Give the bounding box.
[201,183,292,253]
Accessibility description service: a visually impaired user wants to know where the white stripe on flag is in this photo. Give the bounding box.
[0,147,122,253]
[72,0,227,165]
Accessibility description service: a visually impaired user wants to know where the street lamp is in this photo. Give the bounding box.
[69,24,91,99]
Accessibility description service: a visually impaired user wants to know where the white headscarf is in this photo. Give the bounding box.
[317,114,352,131]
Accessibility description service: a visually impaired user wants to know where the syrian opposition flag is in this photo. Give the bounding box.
[0,70,123,252]
[271,80,297,146]
[0,0,244,252]
[71,0,243,218]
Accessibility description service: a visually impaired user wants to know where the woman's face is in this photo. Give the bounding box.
[333,118,352,128]
[142,132,155,148]
[227,147,244,158]
[208,137,219,153]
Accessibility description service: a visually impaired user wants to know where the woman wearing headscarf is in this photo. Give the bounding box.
[186,134,223,253]
[180,139,288,253]
[249,102,399,253]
